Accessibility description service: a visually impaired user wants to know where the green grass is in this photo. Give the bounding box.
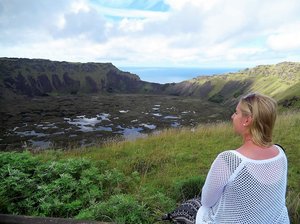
[49,112,299,188]
[275,82,300,101]
[188,62,300,104]
[38,111,300,222]
[2,111,300,223]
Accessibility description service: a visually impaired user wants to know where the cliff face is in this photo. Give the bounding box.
[0,58,165,98]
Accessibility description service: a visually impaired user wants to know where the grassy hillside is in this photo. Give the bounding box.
[2,111,299,223]
[235,62,300,100]
[168,62,300,109]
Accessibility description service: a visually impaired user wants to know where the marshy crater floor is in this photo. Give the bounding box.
[0,94,230,151]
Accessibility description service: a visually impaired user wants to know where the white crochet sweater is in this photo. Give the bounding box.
[196,145,289,223]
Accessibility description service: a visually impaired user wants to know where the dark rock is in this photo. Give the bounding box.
[63,72,80,94]
[85,76,99,93]
[15,73,33,96]
[37,75,53,93]
[3,77,15,88]
[28,75,42,96]
[52,74,64,90]
[23,116,34,122]
[81,63,98,72]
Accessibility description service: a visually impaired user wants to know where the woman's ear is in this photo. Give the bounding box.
[243,115,253,127]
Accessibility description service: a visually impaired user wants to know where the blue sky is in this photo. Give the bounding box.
[1,0,300,69]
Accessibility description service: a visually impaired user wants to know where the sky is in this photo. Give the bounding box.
[1,0,300,69]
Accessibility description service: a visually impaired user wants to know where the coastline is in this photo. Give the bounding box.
[119,67,243,84]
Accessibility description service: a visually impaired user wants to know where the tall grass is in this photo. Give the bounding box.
[9,111,300,223]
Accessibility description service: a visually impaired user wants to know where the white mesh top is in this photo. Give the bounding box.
[196,145,289,224]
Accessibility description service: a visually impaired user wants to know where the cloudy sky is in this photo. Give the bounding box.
[1,0,300,69]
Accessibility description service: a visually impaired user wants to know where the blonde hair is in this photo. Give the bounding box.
[239,92,277,147]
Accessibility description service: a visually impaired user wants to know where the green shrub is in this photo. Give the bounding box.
[76,194,150,223]
[209,94,224,103]
[138,187,176,218]
[0,151,40,214]
[0,151,137,219]
[172,176,205,202]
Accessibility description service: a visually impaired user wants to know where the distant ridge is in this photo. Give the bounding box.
[0,58,299,109]
[0,57,167,98]
[166,61,300,108]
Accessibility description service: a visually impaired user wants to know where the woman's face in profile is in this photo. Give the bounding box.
[231,102,245,134]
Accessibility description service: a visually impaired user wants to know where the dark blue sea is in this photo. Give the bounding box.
[120,67,243,84]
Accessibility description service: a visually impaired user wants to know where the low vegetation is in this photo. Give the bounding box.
[0,111,299,223]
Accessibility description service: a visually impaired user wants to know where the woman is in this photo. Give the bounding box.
[163,93,289,223]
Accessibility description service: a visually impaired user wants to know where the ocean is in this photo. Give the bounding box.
[119,67,243,84]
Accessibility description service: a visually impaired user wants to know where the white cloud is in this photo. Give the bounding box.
[268,32,300,51]
[267,23,300,51]
[54,8,108,42]
[70,0,90,13]
[165,0,219,11]
[0,0,300,70]
[0,0,71,29]
[118,18,144,32]
[0,0,72,44]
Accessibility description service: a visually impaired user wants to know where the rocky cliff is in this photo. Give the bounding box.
[0,58,167,98]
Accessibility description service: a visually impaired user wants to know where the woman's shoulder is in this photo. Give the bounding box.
[215,150,243,164]
[217,150,240,158]
[274,144,286,153]
[232,144,286,162]
[212,150,244,174]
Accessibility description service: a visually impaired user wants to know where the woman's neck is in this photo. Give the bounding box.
[242,134,253,144]
[237,134,279,160]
